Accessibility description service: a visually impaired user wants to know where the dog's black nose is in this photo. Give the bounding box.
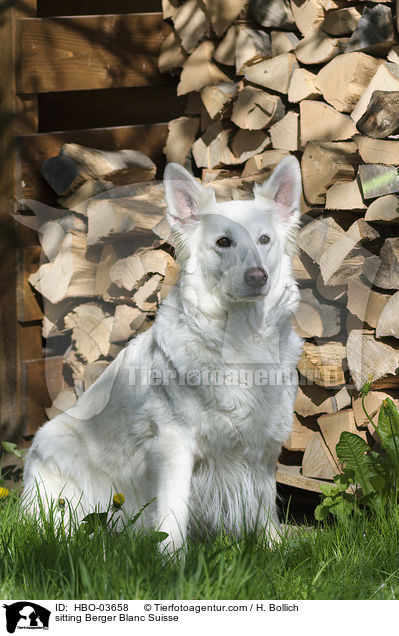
[244,267,268,288]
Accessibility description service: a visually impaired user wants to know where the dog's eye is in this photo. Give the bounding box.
[216,236,232,248]
[259,234,270,245]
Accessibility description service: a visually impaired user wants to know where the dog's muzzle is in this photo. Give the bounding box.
[244,267,268,289]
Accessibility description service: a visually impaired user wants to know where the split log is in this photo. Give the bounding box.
[346,5,395,55]
[201,82,237,119]
[41,144,156,196]
[202,0,248,36]
[324,251,368,287]
[352,390,398,433]
[302,432,336,480]
[315,53,382,113]
[301,141,359,205]
[244,52,298,94]
[295,27,347,65]
[242,149,289,177]
[292,252,319,282]
[213,25,237,65]
[28,232,97,304]
[295,384,351,418]
[192,121,270,168]
[63,349,85,396]
[159,258,181,300]
[231,86,285,130]
[283,415,315,452]
[347,277,389,329]
[235,27,272,75]
[346,329,399,390]
[355,136,399,165]
[357,164,399,199]
[58,180,113,210]
[325,180,366,211]
[356,91,399,139]
[165,116,200,164]
[158,31,187,74]
[269,112,299,151]
[321,7,361,36]
[316,274,347,303]
[363,238,399,290]
[64,303,114,364]
[300,100,357,145]
[351,63,399,124]
[298,215,345,265]
[250,0,293,28]
[231,129,272,163]
[291,0,339,36]
[45,388,77,420]
[110,249,176,293]
[132,274,163,312]
[376,291,399,339]
[288,67,321,103]
[110,305,147,343]
[318,409,367,466]
[172,0,208,53]
[177,41,231,96]
[38,215,87,261]
[42,298,76,339]
[294,288,341,338]
[84,188,166,246]
[84,360,109,390]
[365,195,399,224]
[271,30,299,56]
[319,219,379,285]
[95,244,120,301]
[298,341,347,387]
[162,0,180,20]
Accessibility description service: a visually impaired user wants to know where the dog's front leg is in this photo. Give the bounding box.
[155,427,194,555]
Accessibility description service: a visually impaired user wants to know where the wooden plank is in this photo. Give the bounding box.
[37,0,162,16]
[21,356,64,436]
[276,463,331,493]
[17,14,173,94]
[18,323,43,362]
[18,123,169,204]
[17,246,43,322]
[38,84,185,132]
[0,1,38,440]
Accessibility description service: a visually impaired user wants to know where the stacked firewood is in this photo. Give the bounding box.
[28,141,275,421]
[27,143,180,416]
[159,0,399,480]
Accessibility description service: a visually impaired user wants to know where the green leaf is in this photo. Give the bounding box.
[336,432,374,496]
[82,511,108,533]
[314,503,330,521]
[147,531,169,543]
[128,498,156,528]
[1,442,25,459]
[377,398,399,444]
[334,469,355,490]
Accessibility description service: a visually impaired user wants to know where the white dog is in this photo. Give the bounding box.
[23,156,303,551]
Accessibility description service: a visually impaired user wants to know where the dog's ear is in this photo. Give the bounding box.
[254,155,302,222]
[164,163,215,229]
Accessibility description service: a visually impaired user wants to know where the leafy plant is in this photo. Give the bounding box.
[0,441,28,499]
[315,376,399,521]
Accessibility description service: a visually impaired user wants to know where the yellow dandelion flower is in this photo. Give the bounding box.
[58,498,66,509]
[0,487,10,499]
[113,492,125,509]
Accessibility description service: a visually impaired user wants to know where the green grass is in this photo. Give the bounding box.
[1,492,399,600]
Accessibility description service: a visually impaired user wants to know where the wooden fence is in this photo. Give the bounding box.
[0,0,185,442]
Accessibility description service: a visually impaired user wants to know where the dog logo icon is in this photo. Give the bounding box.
[3,602,50,633]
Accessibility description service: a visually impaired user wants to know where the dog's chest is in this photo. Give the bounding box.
[190,378,288,460]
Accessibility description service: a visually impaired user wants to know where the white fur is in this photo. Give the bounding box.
[23,156,303,552]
